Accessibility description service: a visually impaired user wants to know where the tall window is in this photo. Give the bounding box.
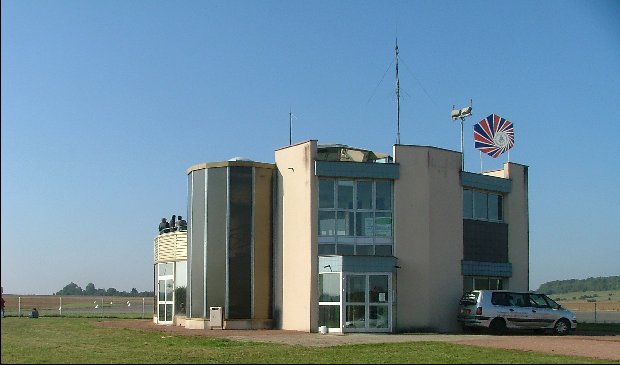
[463,189,503,222]
[318,178,393,256]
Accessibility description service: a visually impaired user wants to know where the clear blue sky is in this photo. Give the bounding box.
[2,0,619,295]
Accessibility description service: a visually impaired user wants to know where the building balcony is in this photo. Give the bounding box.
[154,230,187,263]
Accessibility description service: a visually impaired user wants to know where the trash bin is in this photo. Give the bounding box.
[319,325,328,334]
[209,307,223,330]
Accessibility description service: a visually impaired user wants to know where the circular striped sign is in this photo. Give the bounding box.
[474,114,514,158]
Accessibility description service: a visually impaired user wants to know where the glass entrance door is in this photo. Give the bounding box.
[158,278,174,324]
[157,263,174,325]
[344,274,391,332]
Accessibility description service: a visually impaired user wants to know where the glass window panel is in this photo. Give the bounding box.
[488,278,502,291]
[463,277,474,292]
[463,189,473,219]
[319,273,340,302]
[165,304,173,321]
[158,304,165,321]
[488,194,499,221]
[355,212,374,236]
[159,262,174,276]
[346,275,366,302]
[228,167,253,319]
[376,181,392,210]
[337,244,355,255]
[345,305,366,328]
[369,305,389,328]
[319,211,336,235]
[356,245,373,255]
[374,245,392,256]
[174,285,186,314]
[542,295,561,310]
[369,275,389,303]
[318,244,336,255]
[474,277,490,290]
[510,293,528,307]
[356,181,373,209]
[497,195,503,221]
[175,261,187,288]
[158,280,166,301]
[319,305,341,328]
[166,279,174,301]
[491,292,511,306]
[319,179,335,208]
[336,211,354,236]
[530,293,550,308]
[337,180,354,209]
[374,212,392,237]
[473,191,488,220]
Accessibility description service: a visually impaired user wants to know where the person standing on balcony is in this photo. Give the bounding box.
[170,215,176,232]
[177,216,187,231]
[158,218,169,234]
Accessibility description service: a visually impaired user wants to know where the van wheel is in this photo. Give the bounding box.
[489,318,506,335]
[553,319,570,336]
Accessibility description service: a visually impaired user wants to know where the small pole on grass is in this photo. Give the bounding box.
[142,298,145,319]
[59,297,62,317]
[18,296,22,317]
[594,302,597,323]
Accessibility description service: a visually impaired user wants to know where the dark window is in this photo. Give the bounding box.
[228,167,252,319]
[491,292,511,306]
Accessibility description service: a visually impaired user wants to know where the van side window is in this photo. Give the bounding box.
[542,294,562,310]
[509,293,527,307]
[530,293,550,308]
[491,292,510,306]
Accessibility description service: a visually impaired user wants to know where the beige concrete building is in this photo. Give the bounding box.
[154,140,529,333]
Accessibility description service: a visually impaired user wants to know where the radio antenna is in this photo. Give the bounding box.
[395,38,401,145]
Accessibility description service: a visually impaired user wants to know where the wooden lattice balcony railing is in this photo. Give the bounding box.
[154,230,187,262]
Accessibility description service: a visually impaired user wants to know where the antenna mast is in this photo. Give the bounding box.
[288,109,297,145]
[395,38,401,145]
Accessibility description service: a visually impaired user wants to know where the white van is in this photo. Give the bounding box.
[457,290,577,335]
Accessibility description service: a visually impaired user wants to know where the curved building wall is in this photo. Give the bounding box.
[186,161,275,329]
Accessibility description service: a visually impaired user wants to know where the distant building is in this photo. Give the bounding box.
[153,141,529,333]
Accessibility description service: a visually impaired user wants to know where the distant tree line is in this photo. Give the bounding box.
[537,275,620,294]
[55,282,154,297]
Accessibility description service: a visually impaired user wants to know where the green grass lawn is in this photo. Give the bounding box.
[1,317,616,364]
